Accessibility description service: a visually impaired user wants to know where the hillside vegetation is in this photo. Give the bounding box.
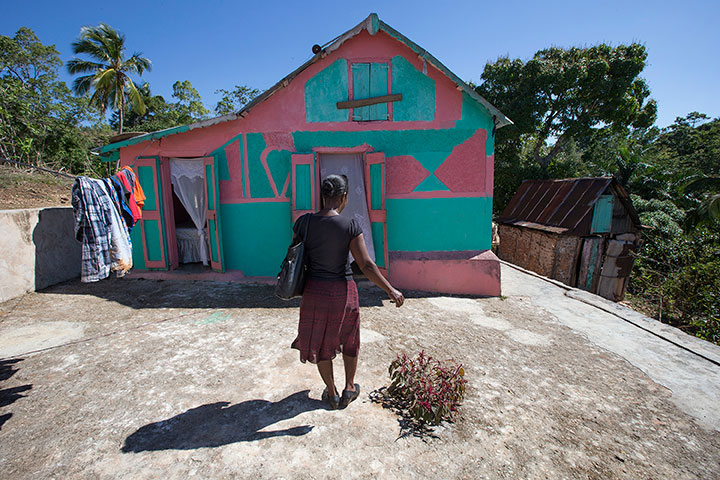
[1,27,717,343]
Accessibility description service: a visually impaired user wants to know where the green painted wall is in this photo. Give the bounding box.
[244,134,291,199]
[292,128,476,158]
[246,133,274,198]
[130,227,145,270]
[292,129,475,196]
[392,55,435,121]
[267,149,291,198]
[371,222,386,267]
[386,197,493,252]
[210,135,243,186]
[219,202,292,276]
[215,145,229,181]
[459,92,495,156]
[305,59,349,123]
[414,174,449,192]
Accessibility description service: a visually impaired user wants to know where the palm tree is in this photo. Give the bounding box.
[67,24,151,134]
[682,176,720,224]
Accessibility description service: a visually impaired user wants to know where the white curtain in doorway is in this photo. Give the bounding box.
[169,158,209,265]
[319,153,376,262]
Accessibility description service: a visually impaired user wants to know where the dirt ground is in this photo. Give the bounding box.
[0,164,73,210]
[1,270,719,479]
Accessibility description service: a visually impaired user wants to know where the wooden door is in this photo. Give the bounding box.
[204,157,225,272]
[364,152,389,275]
[133,157,168,269]
[577,237,605,293]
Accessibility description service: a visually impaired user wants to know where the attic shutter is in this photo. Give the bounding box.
[365,152,389,274]
[352,63,389,121]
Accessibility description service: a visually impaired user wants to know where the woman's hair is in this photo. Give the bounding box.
[321,174,348,199]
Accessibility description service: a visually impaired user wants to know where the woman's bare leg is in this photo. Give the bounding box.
[317,360,337,396]
[342,354,357,392]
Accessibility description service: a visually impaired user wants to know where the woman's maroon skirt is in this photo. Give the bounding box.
[291,277,360,363]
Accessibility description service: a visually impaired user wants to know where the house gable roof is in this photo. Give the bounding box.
[97,13,511,156]
[496,177,641,235]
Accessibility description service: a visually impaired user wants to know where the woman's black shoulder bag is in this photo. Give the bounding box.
[275,213,311,300]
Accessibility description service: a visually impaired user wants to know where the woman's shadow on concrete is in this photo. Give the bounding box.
[122,390,323,452]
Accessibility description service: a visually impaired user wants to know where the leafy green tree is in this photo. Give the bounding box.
[0,27,108,173]
[170,80,209,124]
[110,82,173,132]
[111,80,211,133]
[1,27,63,161]
[214,85,260,115]
[650,113,720,180]
[477,44,657,171]
[67,24,151,133]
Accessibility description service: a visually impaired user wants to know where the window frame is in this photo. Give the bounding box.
[347,59,394,122]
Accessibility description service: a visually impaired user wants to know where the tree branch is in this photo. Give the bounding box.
[537,131,572,168]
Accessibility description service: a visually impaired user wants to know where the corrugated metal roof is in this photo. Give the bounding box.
[496,177,640,235]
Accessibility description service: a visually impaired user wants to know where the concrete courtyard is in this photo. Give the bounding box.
[0,263,719,479]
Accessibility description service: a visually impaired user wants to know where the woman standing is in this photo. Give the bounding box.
[291,174,404,409]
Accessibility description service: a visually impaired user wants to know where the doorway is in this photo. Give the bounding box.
[318,153,376,268]
[168,158,210,269]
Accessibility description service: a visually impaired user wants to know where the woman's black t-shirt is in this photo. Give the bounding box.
[293,214,362,279]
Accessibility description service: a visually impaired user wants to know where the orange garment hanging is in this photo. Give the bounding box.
[122,166,146,209]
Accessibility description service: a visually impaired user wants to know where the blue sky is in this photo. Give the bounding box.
[3,0,718,128]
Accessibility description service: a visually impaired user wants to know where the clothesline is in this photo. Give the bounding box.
[72,166,146,283]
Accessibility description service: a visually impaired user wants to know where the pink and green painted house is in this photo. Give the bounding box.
[97,14,511,296]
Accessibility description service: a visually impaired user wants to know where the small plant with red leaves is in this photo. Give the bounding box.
[386,350,467,425]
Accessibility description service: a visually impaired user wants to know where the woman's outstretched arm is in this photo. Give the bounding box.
[349,234,404,307]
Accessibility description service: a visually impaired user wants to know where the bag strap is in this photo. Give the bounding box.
[301,213,311,241]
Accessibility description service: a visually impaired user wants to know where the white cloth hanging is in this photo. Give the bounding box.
[169,158,209,265]
[319,153,376,262]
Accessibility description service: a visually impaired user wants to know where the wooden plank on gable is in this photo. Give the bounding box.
[337,94,402,109]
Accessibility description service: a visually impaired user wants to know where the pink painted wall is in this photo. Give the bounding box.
[119,25,499,294]
[119,29,480,196]
[389,251,501,296]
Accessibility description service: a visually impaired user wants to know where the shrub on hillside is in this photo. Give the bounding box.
[629,202,720,345]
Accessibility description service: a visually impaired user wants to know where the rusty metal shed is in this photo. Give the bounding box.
[496,177,642,301]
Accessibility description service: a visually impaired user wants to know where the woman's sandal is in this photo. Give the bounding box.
[322,387,340,410]
[340,383,360,408]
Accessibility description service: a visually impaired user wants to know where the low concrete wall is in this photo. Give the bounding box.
[389,250,501,296]
[0,207,80,303]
